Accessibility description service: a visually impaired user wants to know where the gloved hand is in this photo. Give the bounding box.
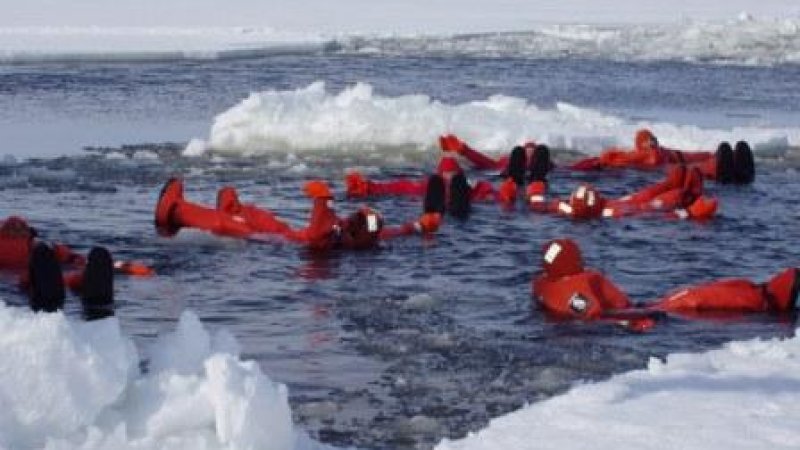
[497,177,517,204]
[439,134,465,154]
[687,195,718,220]
[414,212,442,234]
[345,171,369,198]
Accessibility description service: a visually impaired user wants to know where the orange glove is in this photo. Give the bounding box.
[439,134,465,154]
[497,177,517,204]
[415,212,441,234]
[345,172,369,198]
[114,261,155,277]
[687,196,718,220]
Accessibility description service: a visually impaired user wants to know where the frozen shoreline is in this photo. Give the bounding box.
[1,14,800,65]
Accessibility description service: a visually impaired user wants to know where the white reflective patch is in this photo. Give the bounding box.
[467,178,475,189]
[113,261,124,269]
[575,185,587,199]
[558,202,573,215]
[602,207,614,218]
[675,209,689,220]
[543,242,562,264]
[569,293,588,313]
[326,200,335,208]
[587,192,596,207]
[620,195,632,201]
[233,215,246,223]
[650,199,663,209]
[529,194,545,203]
[367,214,379,232]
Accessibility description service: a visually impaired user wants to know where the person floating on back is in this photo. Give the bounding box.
[569,129,754,185]
[0,216,121,320]
[524,166,718,221]
[155,178,440,250]
[532,238,798,330]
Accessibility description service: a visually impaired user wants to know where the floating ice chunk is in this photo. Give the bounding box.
[0,303,329,450]
[0,304,137,449]
[183,138,208,157]
[201,82,799,157]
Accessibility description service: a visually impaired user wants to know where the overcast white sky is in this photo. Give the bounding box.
[3,0,799,33]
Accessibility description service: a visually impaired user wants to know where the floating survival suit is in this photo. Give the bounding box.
[570,129,713,171]
[439,134,553,184]
[346,157,498,202]
[1,216,152,291]
[155,178,439,250]
[531,239,655,331]
[569,130,755,185]
[525,178,717,221]
[532,239,799,329]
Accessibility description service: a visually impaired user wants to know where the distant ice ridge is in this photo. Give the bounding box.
[192,81,797,157]
[333,16,800,66]
[0,27,328,63]
[0,301,332,450]
[2,15,799,65]
[436,331,800,450]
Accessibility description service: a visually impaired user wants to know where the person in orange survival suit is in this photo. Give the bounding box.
[346,157,520,219]
[533,238,800,327]
[219,180,440,249]
[439,134,554,186]
[569,128,714,171]
[570,130,756,185]
[0,216,139,319]
[524,172,718,221]
[155,178,440,251]
[531,238,657,331]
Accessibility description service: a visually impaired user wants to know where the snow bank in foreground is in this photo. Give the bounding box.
[197,81,797,157]
[0,302,329,450]
[436,332,800,450]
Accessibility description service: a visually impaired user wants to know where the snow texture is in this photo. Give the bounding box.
[0,301,331,450]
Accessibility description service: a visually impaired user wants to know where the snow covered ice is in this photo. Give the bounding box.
[193,81,797,157]
[0,301,330,450]
[436,332,800,450]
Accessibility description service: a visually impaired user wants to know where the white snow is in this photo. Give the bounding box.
[335,17,800,65]
[201,81,798,157]
[0,27,325,63]
[0,301,332,450]
[436,332,800,450]
[1,3,799,64]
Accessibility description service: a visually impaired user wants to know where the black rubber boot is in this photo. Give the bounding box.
[154,178,183,237]
[715,142,735,184]
[423,174,446,214]
[448,172,472,220]
[81,247,115,321]
[506,146,527,186]
[530,144,552,182]
[28,243,65,313]
[733,140,755,185]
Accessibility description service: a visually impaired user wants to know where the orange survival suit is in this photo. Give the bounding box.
[569,129,714,171]
[524,170,717,221]
[155,178,440,250]
[0,216,151,291]
[532,238,799,327]
[345,157,501,202]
